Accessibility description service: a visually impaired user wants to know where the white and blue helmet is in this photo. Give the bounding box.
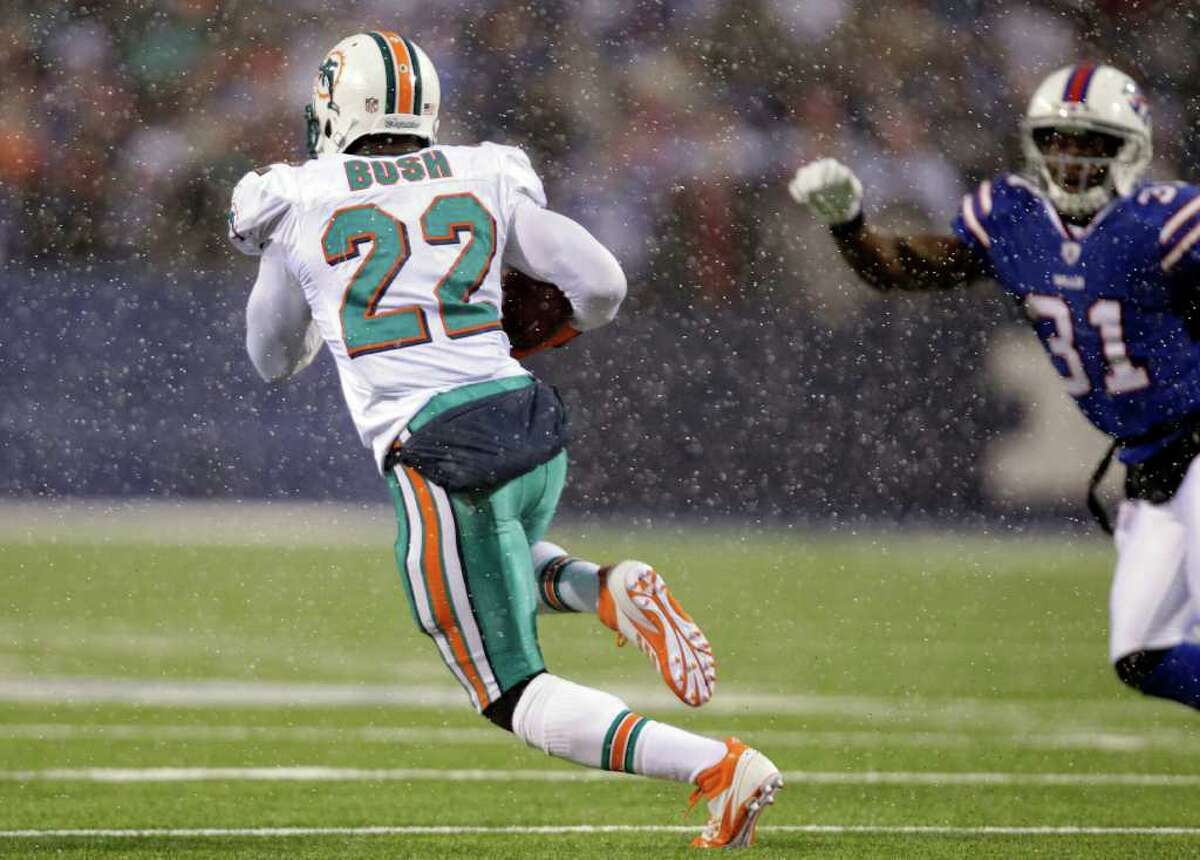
[1020,64,1152,217]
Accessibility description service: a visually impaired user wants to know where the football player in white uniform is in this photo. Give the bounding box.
[229,32,780,847]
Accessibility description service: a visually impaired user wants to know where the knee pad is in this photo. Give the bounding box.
[1114,649,1169,691]
[482,670,544,732]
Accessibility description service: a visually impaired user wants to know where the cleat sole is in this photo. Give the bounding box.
[607,562,716,707]
[727,774,783,848]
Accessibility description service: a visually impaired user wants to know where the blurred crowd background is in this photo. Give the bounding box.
[3,0,1195,521]
[7,0,1198,279]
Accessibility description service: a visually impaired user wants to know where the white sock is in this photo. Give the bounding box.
[631,720,727,783]
[511,673,726,781]
[530,541,601,613]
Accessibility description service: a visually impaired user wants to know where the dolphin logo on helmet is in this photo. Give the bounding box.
[317,53,344,115]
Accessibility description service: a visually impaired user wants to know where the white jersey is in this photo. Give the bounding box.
[229,143,540,467]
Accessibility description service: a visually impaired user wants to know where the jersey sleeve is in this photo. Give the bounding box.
[245,243,321,382]
[950,177,1003,266]
[1154,184,1200,275]
[227,165,296,256]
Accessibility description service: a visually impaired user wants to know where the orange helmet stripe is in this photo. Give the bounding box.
[379,31,415,114]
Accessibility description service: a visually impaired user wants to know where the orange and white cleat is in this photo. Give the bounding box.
[598,560,716,707]
[689,738,783,849]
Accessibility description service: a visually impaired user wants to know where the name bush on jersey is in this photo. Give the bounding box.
[228,142,544,255]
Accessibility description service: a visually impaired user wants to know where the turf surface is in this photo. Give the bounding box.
[3,523,1199,857]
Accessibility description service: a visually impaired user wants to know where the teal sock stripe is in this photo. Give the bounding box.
[599,709,631,770]
[623,717,650,774]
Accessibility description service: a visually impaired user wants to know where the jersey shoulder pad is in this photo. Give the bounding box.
[954,173,1035,250]
[480,141,547,210]
[1133,182,1200,272]
[228,163,298,256]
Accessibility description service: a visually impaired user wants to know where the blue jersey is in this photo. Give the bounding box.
[951,174,1200,463]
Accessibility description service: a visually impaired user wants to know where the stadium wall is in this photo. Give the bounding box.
[0,265,1110,524]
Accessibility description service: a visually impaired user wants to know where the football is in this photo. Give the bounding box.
[501,267,578,358]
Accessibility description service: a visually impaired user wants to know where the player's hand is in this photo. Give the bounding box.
[788,158,863,225]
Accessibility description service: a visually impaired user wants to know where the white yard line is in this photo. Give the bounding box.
[0,627,418,681]
[0,767,615,783]
[1,767,1197,787]
[0,678,469,709]
[0,677,1158,730]
[0,500,398,547]
[0,724,507,745]
[753,729,1183,753]
[2,723,1195,754]
[0,825,1197,839]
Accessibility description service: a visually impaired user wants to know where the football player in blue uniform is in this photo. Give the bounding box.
[789,64,1200,711]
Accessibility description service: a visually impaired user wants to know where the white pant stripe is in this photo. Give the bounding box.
[426,481,502,703]
[393,466,478,708]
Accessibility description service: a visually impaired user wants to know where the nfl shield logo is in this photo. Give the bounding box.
[1061,241,1081,265]
[365,97,379,114]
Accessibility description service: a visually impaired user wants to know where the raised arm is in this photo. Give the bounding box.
[788,158,987,292]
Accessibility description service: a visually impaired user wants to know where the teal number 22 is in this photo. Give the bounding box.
[321,194,500,358]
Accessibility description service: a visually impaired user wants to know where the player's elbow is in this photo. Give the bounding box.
[591,258,628,321]
[248,350,293,384]
[259,366,294,386]
[245,330,295,384]
[853,268,894,293]
[571,251,627,331]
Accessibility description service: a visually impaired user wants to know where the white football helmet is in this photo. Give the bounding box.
[1020,64,1152,218]
[305,31,441,158]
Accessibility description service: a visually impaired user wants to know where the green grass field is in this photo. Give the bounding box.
[3,509,1199,857]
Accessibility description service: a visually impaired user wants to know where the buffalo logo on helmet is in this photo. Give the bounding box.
[1125,84,1150,122]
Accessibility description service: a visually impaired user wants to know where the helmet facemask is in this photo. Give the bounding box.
[1021,120,1149,219]
[304,105,321,158]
